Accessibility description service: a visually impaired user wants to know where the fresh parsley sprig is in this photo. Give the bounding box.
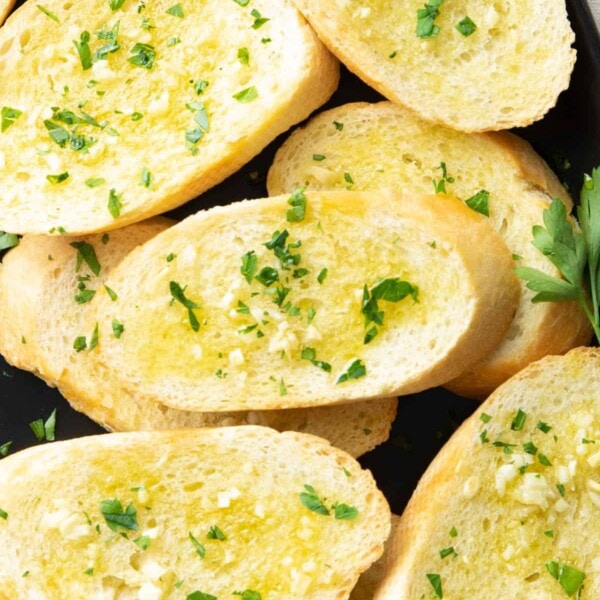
[515,168,600,340]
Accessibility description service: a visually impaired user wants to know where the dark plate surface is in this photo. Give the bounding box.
[1,0,600,517]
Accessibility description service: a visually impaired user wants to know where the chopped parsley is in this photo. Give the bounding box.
[332,503,358,520]
[233,591,262,600]
[140,167,152,188]
[134,535,151,550]
[336,359,366,384]
[108,188,122,218]
[299,484,330,516]
[416,0,444,39]
[250,8,269,29]
[313,154,326,161]
[112,319,124,338]
[361,278,419,343]
[109,0,128,10]
[37,4,59,21]
[128,43,156,69]
[187,593,217,600]
[537,421,552,434]
[100,498,138,532]
[300,347,331,372]
[286,187,307,222]
[166,3,184,17]
[105,285,118,301]
[233,86,258,103]
[46,172,70,184]
[465,189,490,217]
[545,561,586,596]
[433,161,454,194]
[0,509,7,520]
[73,335,87,352]
[189,532,206,559]
[238,47,250,65]
[241,251,258,283]
[511,409,527,431]
[317,268,328,284]
[85,177,106,188]
[0,232,19,251]
[456,16,477,36]
[426,573,443,598]
[29,408,57,442]
[0,441,12,457]
[1,107,22,133]
[73,31,93,70]
[169,281,201,331]
[185,101,210,148]
[480,413,492,423]
[439,546,457,559]
[70,241,101,275]
[207,525,226,540]
[193,79,209,95]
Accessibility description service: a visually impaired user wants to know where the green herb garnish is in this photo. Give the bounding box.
[128,43,155,69]
[189,532,206,559]
[456,16,477,36]
[70,241,101,275]
[73,31,93,70]
[511,409,527,431]
[100,498,138,532]
[465,189,490,216]
[37,4,59,21]
[336,359,366,384]
[166,3,184,17]
[233,86,258,103]
[0,232,19,251]
[169,281,201,332]
[299,484,330,516]
[426,573,443,598]
[1,107,22,133]
[546,561,586,596]
[417,0,444,39]
[207,525,226,540]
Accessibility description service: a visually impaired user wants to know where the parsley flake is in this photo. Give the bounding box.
[457,16,477,36]
[546,561,586,596]
[128,43,155,69]
[426,573,443,598]
[286,187,307,222]
[70,241,101,275]
[169,281,201,331]
[166,3,184,17]
[336,359,366,384]
[299,484,330,516]
[189,532,206,559]
[1,107,22,133]
[233,86,258,103]
[100,498,138,532]
[37,4,59,21]
[465,189,490,216]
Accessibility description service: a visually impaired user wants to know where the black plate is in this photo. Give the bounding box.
[1,0,600,516]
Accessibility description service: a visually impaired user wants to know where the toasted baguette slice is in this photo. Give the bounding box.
[0,0,338,235]
[89,190,520,412]
[267,102,592,398]
[290,0,575,132]
[0,427,391,599]
[0,224,397,458]
[0,0,14,25]
[374,347,600,599]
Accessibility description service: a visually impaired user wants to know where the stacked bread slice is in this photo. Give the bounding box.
[267,101,592,398]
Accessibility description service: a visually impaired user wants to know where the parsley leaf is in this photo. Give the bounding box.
[128,43,155,69]
[189,532,206,559]
[299,484,330,516]
[169,281,201,331]
[287,187,307,222]
[426,573,443,598]
[465,189,490,216]
[187,593,217,600]
[515,171,600,340]
[545,561,586,596]
[457,16,477,36]
[70,241,101,275]
[0,232,19,251]
[233,591,262,600]
[100,498,138,532]
[1,106,23,132]
[417,0,444,39]
[336,359,366,384]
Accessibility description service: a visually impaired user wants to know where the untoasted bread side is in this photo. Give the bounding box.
[0,0,338,234]
[0,427,391,599]
[267,102,592,398]
[375,347,600,599]
[0,224,397,457]
[89,190,520,412]
[290,0,575,132]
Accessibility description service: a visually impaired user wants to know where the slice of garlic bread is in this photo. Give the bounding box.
[375,347,600,599]
[290,0,575,132]
[0,0,338,234]
[0,223,397,457]
[88,189,520,412]
[0,427,391,599]
[267,102,592,398]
